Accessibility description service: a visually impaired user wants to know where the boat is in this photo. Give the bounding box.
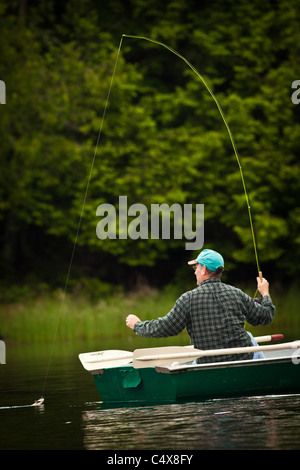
[79,338,300,405]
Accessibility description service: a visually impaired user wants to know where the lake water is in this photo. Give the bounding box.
[1,342,300,452]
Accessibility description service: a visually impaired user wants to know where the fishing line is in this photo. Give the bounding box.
[40,40,124,399]
[40,33,261,400]
[121,34,261,279]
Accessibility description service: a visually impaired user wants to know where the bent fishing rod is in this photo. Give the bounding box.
[119,34,262,282]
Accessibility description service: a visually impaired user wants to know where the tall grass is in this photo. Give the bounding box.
[0,282,299,344]
[0,285,188,344]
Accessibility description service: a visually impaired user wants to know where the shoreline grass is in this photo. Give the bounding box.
[0,282,299,344]
[0,285,188,344]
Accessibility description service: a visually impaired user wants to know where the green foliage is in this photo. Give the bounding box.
[0,0,300,286]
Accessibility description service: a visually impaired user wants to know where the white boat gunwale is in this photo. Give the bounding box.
[155,353,300,374]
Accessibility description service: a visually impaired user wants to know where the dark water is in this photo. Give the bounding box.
[1,343,300,451]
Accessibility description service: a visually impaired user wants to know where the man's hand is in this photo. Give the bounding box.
[126,314,141,330]
[256,276,270,297]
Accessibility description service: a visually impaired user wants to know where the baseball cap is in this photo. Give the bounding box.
[188,249,224,271]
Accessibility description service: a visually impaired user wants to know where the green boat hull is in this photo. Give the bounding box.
[91,357,300,405]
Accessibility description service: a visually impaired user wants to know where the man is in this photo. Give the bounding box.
[126,249,275,363]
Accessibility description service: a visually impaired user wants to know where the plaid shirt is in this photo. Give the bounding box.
[134,278,276,363]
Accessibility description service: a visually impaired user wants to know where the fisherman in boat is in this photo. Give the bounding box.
[126,249,275,363]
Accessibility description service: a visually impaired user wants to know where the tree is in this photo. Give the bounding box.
[1,0,300,286]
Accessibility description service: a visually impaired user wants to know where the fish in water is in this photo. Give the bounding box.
[33,397,44,406]
[0,397,45,409]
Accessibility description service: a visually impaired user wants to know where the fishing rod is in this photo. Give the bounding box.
[36,33,262,407]
[120,34,262,283]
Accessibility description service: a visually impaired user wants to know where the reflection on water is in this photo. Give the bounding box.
[1,342,300,450]
[82,395,300,450]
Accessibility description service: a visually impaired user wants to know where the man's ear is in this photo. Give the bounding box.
[201,265,207,276]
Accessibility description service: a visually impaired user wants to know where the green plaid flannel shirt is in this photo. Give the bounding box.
[134,278,276,363]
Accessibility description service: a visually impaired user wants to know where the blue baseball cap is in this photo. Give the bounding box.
[188,249,224,271]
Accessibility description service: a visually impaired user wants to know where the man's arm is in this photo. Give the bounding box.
[245,276,275,326]
[125,292,190,338]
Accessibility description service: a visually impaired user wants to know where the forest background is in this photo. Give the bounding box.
[0,0,300,343]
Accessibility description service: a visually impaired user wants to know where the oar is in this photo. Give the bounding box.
[78,334,284,371]
[79,350,133,371]
[132,340,300,368]
[254,334,284,342]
